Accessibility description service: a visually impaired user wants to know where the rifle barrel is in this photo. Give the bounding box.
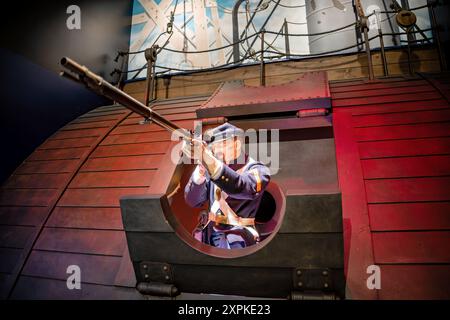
[60,57,191,141]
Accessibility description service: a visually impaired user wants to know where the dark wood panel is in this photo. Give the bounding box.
[100,131,171,146]
[362,155,450,179]
[91,142,169,158]
[22,250,123,286]
[78,110,127,119]
[332,85,434,100]
[10,276,143,299]
[0,248,22,273]
[369,202,450,231]
[27,148,89,161]
[355,122,450,142]
[0,225,36,248]
[332,91,441,107]
[0,207,48,226]
[35,227,126,256]
[80,154,163,172]
[359,137,450,159]
[373,231,450,263]
[333,100,448,115]
[353,109,450,128]
[15,159,79,174]
[365,177,450,203]
[38,137,98,150]
[47,207,123,230]
[2,173,70,189]
[0,189,57,206]
[379,265,450,299]
[69,170,155,188]
[58,187,148,207]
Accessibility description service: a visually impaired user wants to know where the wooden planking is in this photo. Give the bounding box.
[379,265,450,300]
[361,155,450,179]
[359,137,450,159]
[355,122,450,142]
[58,187,148,207]
[331,85,435,100]
[0,248,22,274]
[90,142,169,158]
[81,154,163,172]
[0,207,48,226]
[10,275,143,300]
[38,137,98,150]
[332,91,442,108]
[101,130,171,146]
[373,231,450,264]
[47,207,123,230]
[27,148,90,161]
[0,226,36,248]
[111,119,198,136]
[49,127,108,140]
[35,227,126,256]
[369,202,450,231]
[0,189,57,207]
[353,109,450,128]
[365,177,450,203]
[330,79,429,93]
[22,250,123,286]
[69,170,155,188]
[2,173,71,189]
[333,99,449,115]
[62,120,118,131]
[15,159,80,174]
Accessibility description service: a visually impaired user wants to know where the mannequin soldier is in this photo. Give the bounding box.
[182,123,271,249]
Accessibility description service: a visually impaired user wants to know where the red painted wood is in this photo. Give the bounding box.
[22,250,123,286]
[353,109,450,128]
[365,177,450,203]
[369,202,450,231]
[330,79,428,93]
[69,170,155,188]
[355,122,450,142]
[38,137,97,150]
[62,120,117,131]
[27,148,90,161]
[91,142,169,158]
[70,113,126,124]
[47,207,123,230]
[379,265,450,299]
[0,207,48,226]
[2,173,70,189]
[359,137,450,159]
[112,119,197,135]
[0,189,57,207]
[333,100,448,115]
[49,127,109,140]
[15,159,79,174]
[78,110,127,119]
[58,187,148,207]
[332,91,441,107]
[361,155,450,179]
[332,111,377,299]
[81,154,163,172]
[100,130,171,145]
[332,85,434,100]
[0,225,36,248]
[35,227,126,256]
[372,231,450,263]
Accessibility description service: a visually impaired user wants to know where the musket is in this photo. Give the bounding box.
[59,57,192,142]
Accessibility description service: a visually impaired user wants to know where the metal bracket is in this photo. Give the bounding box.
[139,117,152,125]
[140,261,174,284]
[293,268,333,292]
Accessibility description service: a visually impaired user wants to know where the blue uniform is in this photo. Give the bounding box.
[184,155,271,248]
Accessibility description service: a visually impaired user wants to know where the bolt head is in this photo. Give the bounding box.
[297,281,303,287]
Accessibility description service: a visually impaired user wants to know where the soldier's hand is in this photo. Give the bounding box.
[181,138,206,161]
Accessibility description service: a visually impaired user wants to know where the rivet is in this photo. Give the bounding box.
[297,281,303,287]
[296,270,302,276]
[165,275,170,280]
[322,270,328,276]
[144,274,149,279]
[324,283,329,288]
[143,264,148,269]
[163,266,168,271]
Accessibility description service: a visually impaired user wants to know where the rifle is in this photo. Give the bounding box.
[59,57,192,142]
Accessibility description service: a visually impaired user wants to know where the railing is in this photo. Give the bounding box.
[110,1,445,104]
